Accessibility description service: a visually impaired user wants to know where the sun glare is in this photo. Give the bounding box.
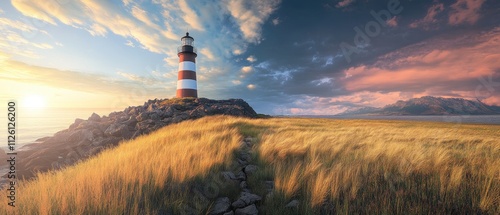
[22,95,47,109]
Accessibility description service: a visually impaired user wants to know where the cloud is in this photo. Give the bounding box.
[336,0,355,8]
[199,48,215,61]
[123,0,133,7]
[0,55,175,108]
[178,0,205,31]
[448,0,485,25]
[341,28,500,104]
[285,91,405,115]
[0,58,128,94]
[88,23,107,36]
[312,77,333,86]
[247,84,256,90]
[10,0,187,55]
[131,5,159,28]
[409,3,444,29]
[241,66,253,73]
[386,16,398,27]
[226,0,281,43]
[0,16,56,58]
[125,40,135,47]
[272,18,280,26]
[117,71,166,85]
[247,55,257,62]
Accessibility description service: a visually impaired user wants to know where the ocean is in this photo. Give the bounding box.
[1,108,119,150]
[2,108,500,151]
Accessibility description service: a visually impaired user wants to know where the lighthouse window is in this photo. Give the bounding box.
[182,38,194,46]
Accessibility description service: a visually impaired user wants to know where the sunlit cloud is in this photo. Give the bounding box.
[226,0,281,43]
[247,84,256,90]
[241,66,253,73]
[246,55,257,63]
[199,48,215,61]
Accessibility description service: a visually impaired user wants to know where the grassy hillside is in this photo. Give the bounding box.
[1,116,499,214]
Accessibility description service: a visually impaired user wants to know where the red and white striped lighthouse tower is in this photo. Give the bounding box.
[176,32,198,98]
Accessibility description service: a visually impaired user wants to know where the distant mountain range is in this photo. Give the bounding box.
[338,96,500,115]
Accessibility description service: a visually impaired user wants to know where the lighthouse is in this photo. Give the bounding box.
[176,32,198,98]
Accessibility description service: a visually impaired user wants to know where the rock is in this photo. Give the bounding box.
[88,146,104,155]
[69,118,84,129]
[104,123,130,137]
[240,181,247,189]
[146,103,157,112]
[209,197,231,215]
[237,152,252,163]
[136,112,150,121]
[237,158,249,166]
[223,211,234,215]
[67,129,94,142]
[235,171,246,180]
[172,112,189,123]
[164,106,175,117]
[123,117,138,126]
[222,171,237,181]
[244,165,258,175]
[149,110,162,120]
[88,113,101,121]
[235,204,258,215]
[285,200,300,208]
[116,115,130,123]
[232,192,262,208]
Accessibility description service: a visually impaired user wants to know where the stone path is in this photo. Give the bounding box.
[209,137,270,215]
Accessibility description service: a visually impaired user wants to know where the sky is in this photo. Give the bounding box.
[0,0,499,115]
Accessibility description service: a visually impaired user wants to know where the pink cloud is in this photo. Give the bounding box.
[386,16,398,27]
[336,0,355,8]
[410,3,444,29]
[449,0,485,25]
[342,28,500,105]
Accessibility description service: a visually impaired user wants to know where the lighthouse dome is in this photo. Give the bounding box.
[181,32,194,46]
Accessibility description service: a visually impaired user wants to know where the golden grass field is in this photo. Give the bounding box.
[1,116,499,214]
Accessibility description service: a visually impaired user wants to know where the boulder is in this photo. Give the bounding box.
[235,204,258,215]
[244,165,258,175]
[285,200,300,208]
[231,192,262,208]
[88,113,101,121]
[69,118,84,129]
[209,197,231,215]
[104,123,130,137]
[67,129,94,143]
[136,112,150,121]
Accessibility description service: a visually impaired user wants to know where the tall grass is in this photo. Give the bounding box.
[1,116,242,214]
[255,118,500,214]
[1,116,499,214]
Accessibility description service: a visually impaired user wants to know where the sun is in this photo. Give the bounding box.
[22,95,47,109]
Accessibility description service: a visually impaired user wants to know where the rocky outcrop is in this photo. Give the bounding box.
[12,98,257,180]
